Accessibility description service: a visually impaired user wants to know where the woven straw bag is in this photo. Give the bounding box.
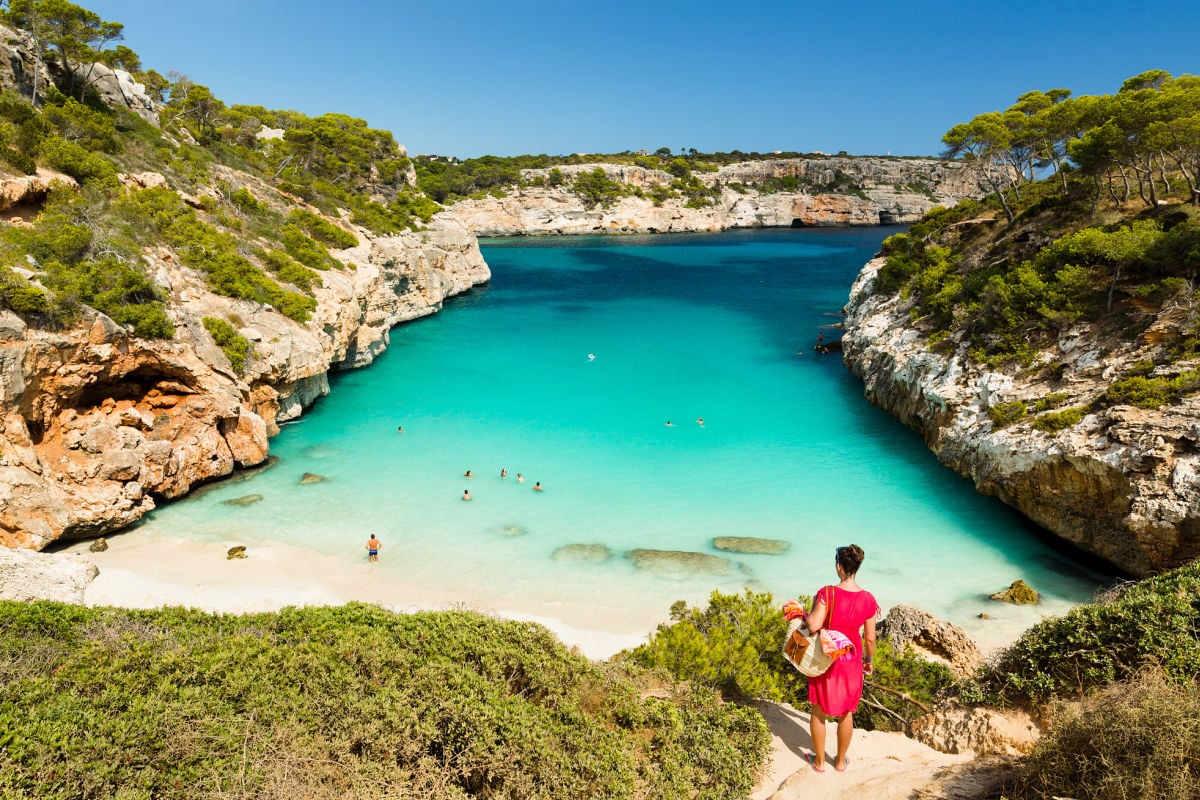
[782,587,836,677]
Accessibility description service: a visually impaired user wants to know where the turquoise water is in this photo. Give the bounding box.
[138,228,1110,647]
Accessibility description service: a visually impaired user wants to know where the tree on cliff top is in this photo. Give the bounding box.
[1,0,125,105]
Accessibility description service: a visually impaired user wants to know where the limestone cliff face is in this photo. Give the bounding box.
[447,157,986,236]
[842,258,1200,577]
[0,211,489,550]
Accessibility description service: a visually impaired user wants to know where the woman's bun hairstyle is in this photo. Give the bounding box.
[836,544,865,576]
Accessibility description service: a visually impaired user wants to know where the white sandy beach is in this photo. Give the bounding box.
[60,529,652,661]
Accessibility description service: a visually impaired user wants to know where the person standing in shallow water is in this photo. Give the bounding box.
[803,544,878,774]
[365,534,381,563]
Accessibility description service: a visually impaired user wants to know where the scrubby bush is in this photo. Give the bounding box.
[572,167,626,208]
[0,266,49,314]
[114,188,317,323]
[977,560,1200,704]
[0,601,771,800]
[37,135,119,188]
[230,187,264,213]
[1005,669,1200,800]
[623,590,951,733]
[202,316,250,373]
[1032,405,1087,432]
[262,250,318,295]
[987,400,1028,427]
[288,208,358,249]
[280,223,341,271]
[1104,369,1200,409]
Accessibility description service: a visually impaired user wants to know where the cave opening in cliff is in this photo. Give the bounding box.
[790,219,806,228]
[75,368,196,410]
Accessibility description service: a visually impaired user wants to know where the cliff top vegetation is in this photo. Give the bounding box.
[875,71,1200,411]
[0,0,438,350]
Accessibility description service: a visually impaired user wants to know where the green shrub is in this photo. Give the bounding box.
[230,187,264,213]
[978,560,1200,704]
[0,601,771,800]
[1032,405,1086,432]
[623,590,805,704]
[987,400,1028,427]
[623,590,951,733]
[280,223,341,270]
[1032,392,1069,412]
[262,250,318,295]
[0,266,49,313]
[1105,375,1175,408]
[572,167,626,208]
[288,208,358,249]
[1005,669,1200,800]
[114,188,317,323]
[37,135,119,188]
[202,316,250,373]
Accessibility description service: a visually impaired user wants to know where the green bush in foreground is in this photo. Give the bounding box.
[1005,668,1200,800]
[975,560,1200,704]
[0,602,770,800]
[622,590,951,733]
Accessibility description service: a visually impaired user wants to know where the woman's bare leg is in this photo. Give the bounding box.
[834,712,853,770]
[809,703,828,769]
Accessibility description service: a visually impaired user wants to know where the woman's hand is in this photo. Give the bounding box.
[863,659,873,676]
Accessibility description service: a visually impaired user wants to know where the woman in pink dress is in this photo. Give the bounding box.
[803,544,879,773]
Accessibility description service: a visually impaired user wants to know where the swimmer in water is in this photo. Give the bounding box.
[500,467,507,478]
[517,473,525,483]
[665,420,674,427]
[464,469,473,479]
[696,417,704,427]
[587,353,595,361]
[533,482,543,491]
[462,489,472,501]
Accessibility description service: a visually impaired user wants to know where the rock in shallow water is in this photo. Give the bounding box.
[989,579,1039,604]
[491,523,528,537]
[299,472,326,485]
[223,494,263,507]
[226,545,247,560]
[712,536,790,555]
[552,543,612,563]
[628,548,735,576]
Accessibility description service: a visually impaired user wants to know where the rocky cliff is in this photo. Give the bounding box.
[447,157,988,236]
[842,257,1200,577]
[0,208,488,551]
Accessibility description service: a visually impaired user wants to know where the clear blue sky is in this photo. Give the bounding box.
[83,0,1200,159]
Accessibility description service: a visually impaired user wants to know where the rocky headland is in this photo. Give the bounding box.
[842,256,1200,578]
[0,22,490,550]
[446,158,990,236]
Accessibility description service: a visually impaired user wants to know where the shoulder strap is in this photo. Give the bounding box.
[826,586,835,630]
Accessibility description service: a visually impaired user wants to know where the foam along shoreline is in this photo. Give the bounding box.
[59,532,651,661]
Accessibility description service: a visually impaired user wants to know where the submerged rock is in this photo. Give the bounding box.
[989,580,1039,605]
[299,472,326,485]
[222,494,263,507]
[712,536,790,555]
[88,537,108,552]
[628,549,734,576]
[491,523,528,537]
[226,545,247,560]
[552,543,612,563]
